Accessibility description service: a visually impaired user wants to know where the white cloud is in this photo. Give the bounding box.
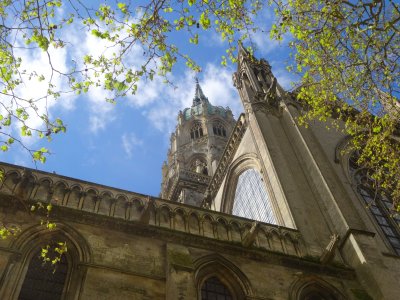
[252,31,284,55]
[121,132,143,158]
[64,23,148,133]
[130,64,242,135]
[2,40,77,148]
[200,64,242,116]
[84,85,116,133]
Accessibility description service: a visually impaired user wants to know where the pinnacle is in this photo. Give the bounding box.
[193,78,208,106]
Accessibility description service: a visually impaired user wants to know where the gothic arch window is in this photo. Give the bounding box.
[191,123,204,140]
[0,224,91,300]
[194,254,252,300]
[201,276,233,300]
[19,247,69,300]
[349,151,400,255]
[289,276,345,300]
[232,168,277,224]
[300,289,337,300]
[213,122,227,137]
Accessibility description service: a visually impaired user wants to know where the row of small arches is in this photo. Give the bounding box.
[0,169,302,256]
[1,170,142,205]
[147,205,302,256]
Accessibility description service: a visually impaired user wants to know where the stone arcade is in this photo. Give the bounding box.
[1,46,399,299]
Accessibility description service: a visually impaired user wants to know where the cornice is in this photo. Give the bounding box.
[0,195,355,279]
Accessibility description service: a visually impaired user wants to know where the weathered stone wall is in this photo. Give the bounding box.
[0,163,366,300]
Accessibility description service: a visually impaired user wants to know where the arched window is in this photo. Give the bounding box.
[189,159,208,175]
[191,123,204,140]
[195,254,252,300]
[301,291,337,300]
[349,152,400,255]
[213,122,227,137]
[1,224,91,300]
[289,276,346,300]
[232,169,276,224]
[19,248,68,300]
[201,276,233,300]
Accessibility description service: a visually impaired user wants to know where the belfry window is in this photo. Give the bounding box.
[191,123,204,140]
[213,122,227,137]
[201,276,233,300]
[349,152,400,255]
[19,248,68,300]
[190,159,208,175]
[232,168,276,224]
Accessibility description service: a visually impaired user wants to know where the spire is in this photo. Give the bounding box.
[193,77,208,106]
[238,41,251,60]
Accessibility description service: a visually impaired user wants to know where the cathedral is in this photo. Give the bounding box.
[0,45,399,299]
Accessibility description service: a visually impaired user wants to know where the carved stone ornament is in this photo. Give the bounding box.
[320,233,340,265]
[232,72,241,89]
[263,76,279,107]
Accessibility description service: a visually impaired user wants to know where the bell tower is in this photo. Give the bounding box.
[161,79,236,206]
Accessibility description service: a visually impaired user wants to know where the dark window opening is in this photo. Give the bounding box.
[201,276,233,300]
[213,123,227,137]
[203,166,208,175]
[19,248,68,300]
[191,123,204,140]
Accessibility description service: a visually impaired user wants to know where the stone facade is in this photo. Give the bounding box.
[1,47,399,299]
[161,80,236,206]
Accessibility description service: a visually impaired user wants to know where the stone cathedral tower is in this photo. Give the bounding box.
[160,80,236,206]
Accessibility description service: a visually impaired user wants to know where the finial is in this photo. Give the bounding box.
[195,77,199,85]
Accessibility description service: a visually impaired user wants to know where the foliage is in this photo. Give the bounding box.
[31,202,57,230]
[272,0,400,210]
[0,0,265,162]
[40,241,68,270]
[0,223,21,239]
[30,202,68,266]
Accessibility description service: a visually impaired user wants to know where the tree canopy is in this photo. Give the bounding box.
[272,0,400,210]
[0,0,264,162]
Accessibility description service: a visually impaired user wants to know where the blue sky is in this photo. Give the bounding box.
[1,2,295,197]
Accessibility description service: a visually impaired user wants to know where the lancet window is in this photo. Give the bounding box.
[201,276,233,300]
[190,123,204,140]
[349,151,400,255]
[232,168,276,224]
[19,248,68,300]
[213,122,227,137]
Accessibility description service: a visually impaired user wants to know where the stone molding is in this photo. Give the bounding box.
[203,114,248,206]
[0,161,304,259]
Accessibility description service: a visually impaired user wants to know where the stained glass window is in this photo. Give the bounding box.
[19,249,68,300]
[201,276,233,300]
[232,168,276,224]
[349,152,400,255]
